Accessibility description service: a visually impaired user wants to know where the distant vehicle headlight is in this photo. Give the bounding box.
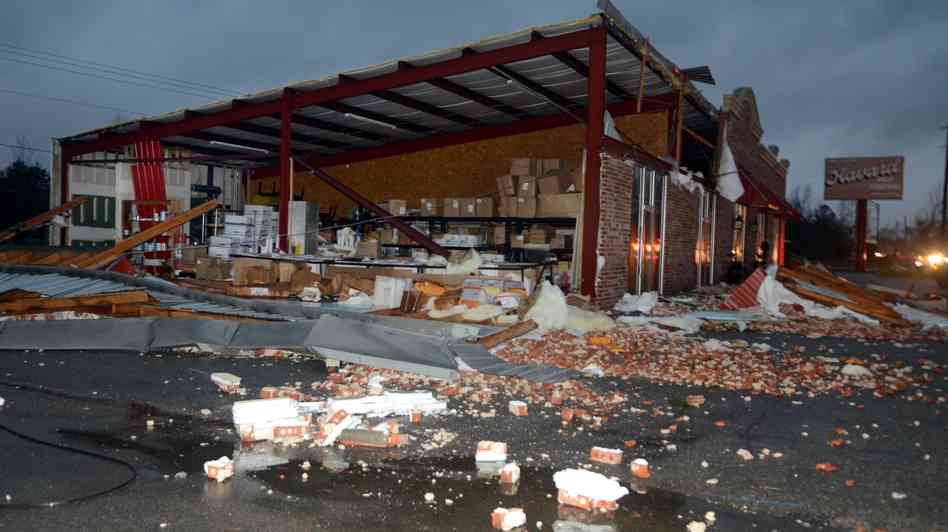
[873,252,885,258]
[915,260,924,267]
[926,253,945,266]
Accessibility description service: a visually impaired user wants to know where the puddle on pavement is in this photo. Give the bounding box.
[244,449,690,531]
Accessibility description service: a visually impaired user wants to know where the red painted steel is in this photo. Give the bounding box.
[580,27,607,297]
[279,90,293,252]
[252,96,675,178]
[294,160,449,258]
[63,29,597,157]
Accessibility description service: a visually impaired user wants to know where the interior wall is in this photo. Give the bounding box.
[248,112,669,212]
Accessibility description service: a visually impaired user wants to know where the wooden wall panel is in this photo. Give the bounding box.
[248,111,669,211]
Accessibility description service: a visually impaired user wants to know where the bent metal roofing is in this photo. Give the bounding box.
[59,5,717,170]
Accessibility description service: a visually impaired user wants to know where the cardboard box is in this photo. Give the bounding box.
[443,198,462,217]
[527,227,550,244]
[195,257,232,281]
[475,197,494,217]
[355,239,380,259]
[499,196,517,217]
[275,262,298,283]
[459,198,477,218]
[379,228,397,245]
[510,157,540,176]
[379,200,407,216]
[542,158,570,176]
[496,175,517,196]
[420,198,440,217]
[515,196,537,218]
[232,257,276,286]
[538,175,564,194]
[517,176,537,197]
[492,226,506,245]
[537,193,583,218]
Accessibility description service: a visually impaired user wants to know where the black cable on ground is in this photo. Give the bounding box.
[0,392,138,508]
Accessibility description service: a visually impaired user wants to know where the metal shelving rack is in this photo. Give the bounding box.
[376,215,577,261]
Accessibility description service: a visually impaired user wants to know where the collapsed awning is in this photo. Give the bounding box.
[736,170,803,221]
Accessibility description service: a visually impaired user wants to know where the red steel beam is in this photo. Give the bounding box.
[63,28,597,157]
[580,27,607,298]
[292,158,449,258]
[252,95,675,176]
[279,90,293,252]
[277,112,386,142]
[321,101,430,134]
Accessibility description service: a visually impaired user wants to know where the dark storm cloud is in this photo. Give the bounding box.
[1,0,945,225]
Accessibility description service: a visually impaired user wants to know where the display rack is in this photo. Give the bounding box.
[376,215,577,261]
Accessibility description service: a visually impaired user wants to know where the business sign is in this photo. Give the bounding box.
[824,156,903,200]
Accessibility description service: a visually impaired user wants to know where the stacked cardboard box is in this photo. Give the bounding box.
[420,198,440,216]
[496,158,575,218]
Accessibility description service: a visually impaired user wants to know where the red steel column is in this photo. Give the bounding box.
[580,27,607,297]
[279,89,294,252]
[777,217,786,266]
[855,198,868,272]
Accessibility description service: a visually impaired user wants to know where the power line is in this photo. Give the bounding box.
[0,42,239,97]
[0,88,146,116]
[0,55,223,99]
[0,142,51,153]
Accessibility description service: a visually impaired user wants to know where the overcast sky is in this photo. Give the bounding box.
[2,0,946,226]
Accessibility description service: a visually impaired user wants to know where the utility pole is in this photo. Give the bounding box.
[942,125,947,238]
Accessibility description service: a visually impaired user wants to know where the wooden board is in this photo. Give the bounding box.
[0,290,151,315]
[72,199,219,269]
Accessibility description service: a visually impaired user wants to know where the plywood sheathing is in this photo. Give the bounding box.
[248,112,669,211]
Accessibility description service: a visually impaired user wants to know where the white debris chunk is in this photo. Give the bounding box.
[203,456,234,482]
[891,491,908,500]
[326,391,446,417]
[686,521,707,532]
[613,291,658,314]
[210,372,241,394]
[552,468,629,503]
[841,364,873,377]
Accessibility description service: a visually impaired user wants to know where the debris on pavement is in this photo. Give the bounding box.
[491,507,526,531]
[630,458,650,479]
[553,469,629,511]
[589,447,622,465]
[203,456,234,482]
[325,391,447,417]
[210,372,242,394]
[231,398,311,443]
[476,441,508,462]
[499,462,521,485]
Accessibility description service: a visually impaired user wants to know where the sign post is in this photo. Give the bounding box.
[824,156,904,272]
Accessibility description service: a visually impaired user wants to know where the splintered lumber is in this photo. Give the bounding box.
[0,290,151,315]
[0,289,42,302]
[781,283,904,324]
[475,319,538,349]
[72,199,219,269]
[0,196,89,243]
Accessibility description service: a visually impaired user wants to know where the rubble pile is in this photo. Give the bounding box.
[703,305,948,342]
[310,365,629,416]
[496,328,946,400]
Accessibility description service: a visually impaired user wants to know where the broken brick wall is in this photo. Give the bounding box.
[594,153,634,309]
[662,181,699,294]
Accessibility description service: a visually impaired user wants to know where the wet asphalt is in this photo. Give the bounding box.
[0,328,944,531]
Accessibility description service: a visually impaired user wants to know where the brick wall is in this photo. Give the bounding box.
[714,194,735,283]
[593,154,634,309]
[662,180,699,294]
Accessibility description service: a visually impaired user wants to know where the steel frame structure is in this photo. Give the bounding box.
[57,11,718,298]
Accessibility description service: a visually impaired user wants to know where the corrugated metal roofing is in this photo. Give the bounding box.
[60,9,717,166]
